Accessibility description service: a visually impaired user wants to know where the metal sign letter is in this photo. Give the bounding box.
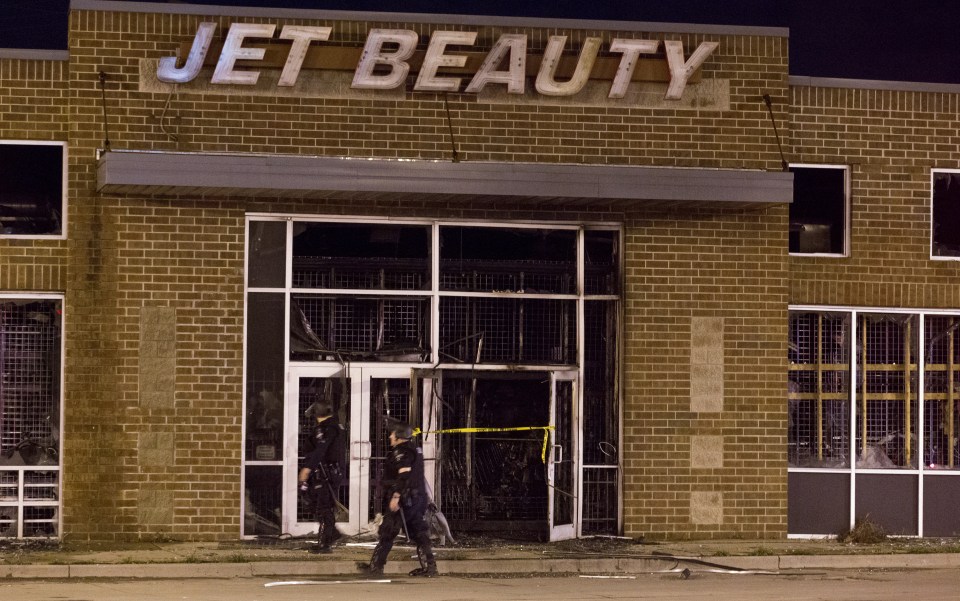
[352,29,419,90]
[465,34,528,94]
[157,22,216,84]
[414,31,478,92]
[211,23,277,85]
[278,26,333,86]
[535,36,602,96]
[664,40,719,100]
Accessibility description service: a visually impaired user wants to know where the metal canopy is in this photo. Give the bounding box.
[96,150,792,207]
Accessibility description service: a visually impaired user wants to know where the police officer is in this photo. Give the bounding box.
[358,420,439,577]
[298,400,345,553]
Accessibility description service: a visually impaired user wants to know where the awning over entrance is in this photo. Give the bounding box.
[96,150,792,208]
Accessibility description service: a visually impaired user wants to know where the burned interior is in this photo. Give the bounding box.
[243,218,621,540]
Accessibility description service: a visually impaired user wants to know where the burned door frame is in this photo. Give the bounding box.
[549,370,579,541]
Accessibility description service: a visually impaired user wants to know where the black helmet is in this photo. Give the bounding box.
[386,416,413,440]
[305,400,333,419]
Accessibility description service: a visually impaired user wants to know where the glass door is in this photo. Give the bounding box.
[286,366,359,537]
[549,371,579,541]
[286,366,419,537]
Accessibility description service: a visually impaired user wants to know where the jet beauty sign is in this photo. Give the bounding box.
[154,22,722,106]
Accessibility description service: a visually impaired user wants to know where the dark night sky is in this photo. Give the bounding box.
[3,0,960,85]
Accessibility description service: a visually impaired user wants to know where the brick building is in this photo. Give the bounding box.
[0,0,958,541]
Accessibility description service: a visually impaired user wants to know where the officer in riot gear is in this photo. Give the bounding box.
[358,419,439,577]
[298,400,345,553]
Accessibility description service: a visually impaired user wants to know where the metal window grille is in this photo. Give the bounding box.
[856,314,918,469]
[438,376,548,524]
[788,312,851,467]
[0,301,60,461]
[584,230,619,295]
[439,297,576,365]
[923,315,960,468]
[292,295,430,362]
[294,256,429,290]
[0,299,61,539]
[583,301,619,467]
[439,259,575,294]
[581,467,619,535]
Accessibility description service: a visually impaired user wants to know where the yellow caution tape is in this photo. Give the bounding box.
[412,426,555,463]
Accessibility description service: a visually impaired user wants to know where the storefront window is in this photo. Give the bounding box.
[0,296,62,538]
[789,308,960,536]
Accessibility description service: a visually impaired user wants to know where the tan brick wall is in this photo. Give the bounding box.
[46,6,792,540]
[623,204,788,539]
[0,57,69,292]
[789,86,960,308]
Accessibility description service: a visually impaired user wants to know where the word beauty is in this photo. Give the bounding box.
[157,23,719,100]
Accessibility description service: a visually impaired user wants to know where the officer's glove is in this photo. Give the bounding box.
[298,480,309,492]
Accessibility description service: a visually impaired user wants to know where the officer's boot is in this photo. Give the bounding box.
[311,521,332,554]
[357,541,389,576]
[408,539,438,577]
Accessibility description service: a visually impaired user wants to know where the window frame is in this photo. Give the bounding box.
[931,168,960,260]
[0,140,68,240]
[788,163,850,258]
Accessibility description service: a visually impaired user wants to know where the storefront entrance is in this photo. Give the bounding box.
[242,216,620,541]
[284,367,577,541]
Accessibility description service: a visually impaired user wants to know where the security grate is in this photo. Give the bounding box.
[923,315,960,469]
[856,314,918,469]
[439,259,575,294]
[439,226,576,295]
[788,312,851,467]
[294,257,429,290]
[439,375,548,525]
[439,297,576,365]
[583,301,619,466]
[292,295,430,362]
[584,230,619,295]
[0,300,61,464]
[0,298,61,535]
[292,222,431,291]
[581,467,618,535]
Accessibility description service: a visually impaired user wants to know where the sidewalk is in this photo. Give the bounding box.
[2,533,960,579]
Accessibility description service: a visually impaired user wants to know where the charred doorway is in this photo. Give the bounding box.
[436,371,562,539]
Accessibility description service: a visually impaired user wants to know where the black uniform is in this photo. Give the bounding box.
[365,438,437,575]
[302,416,345,549]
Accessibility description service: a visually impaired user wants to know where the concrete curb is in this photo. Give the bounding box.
[2,554,959,579]
[776,553,960,570]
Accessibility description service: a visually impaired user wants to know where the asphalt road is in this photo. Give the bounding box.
[3,570,959,601]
